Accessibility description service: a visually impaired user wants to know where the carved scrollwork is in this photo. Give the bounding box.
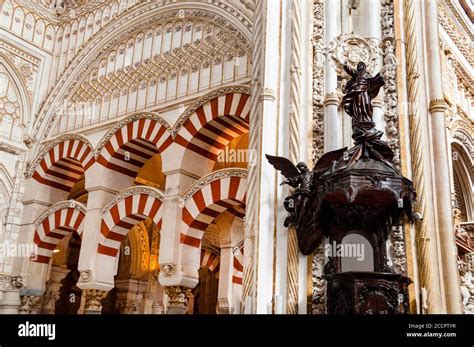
[328,32,380,78]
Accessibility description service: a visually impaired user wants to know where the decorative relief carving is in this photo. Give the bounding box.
[328,32,379,78]
[160,263,177,278]
[35,8,252,140]
[179,168,247,205]
[83,289,108,312]
[101,185,164,215]
[79,270,92,282]
[438,2,474,68]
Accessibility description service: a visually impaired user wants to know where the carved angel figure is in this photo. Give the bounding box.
[342,61,385,126]
[266,155,314,226]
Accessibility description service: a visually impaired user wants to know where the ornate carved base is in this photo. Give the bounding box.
[325,272,411,314]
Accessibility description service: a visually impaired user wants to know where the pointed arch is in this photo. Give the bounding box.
[32,200,86,264]
[98,186,164,258]
[96,113,172,178]
[26,134,95,192]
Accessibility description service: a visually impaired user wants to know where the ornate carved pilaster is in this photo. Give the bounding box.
[165,286,190,314]
[311,242,326,314]
[82,289,108,314]
[311,0,325,163]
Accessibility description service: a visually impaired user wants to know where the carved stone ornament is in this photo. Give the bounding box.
[79,270,93,282]
[160,263,177,277]
[328,32,380,77]
[19,296,41,313]
[165,286,191,314]
[83,289,108,312]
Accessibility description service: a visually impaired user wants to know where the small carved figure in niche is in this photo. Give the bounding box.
[342,61,385,126]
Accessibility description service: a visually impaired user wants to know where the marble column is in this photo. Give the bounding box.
[424,0,463,314]
[324,0,342,152]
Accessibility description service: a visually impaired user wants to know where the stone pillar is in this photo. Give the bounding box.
[77,163,118,293]
[324,0,342,152]
[217,246,234,314]
[424,0,463,314]
[0,275,22,314]
[366,0,385,134]
[41,267,70,314]
[82,289,108,314]
[164,286,190,314]
[158,170,199,290]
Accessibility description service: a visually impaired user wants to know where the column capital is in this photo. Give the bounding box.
[429,99,448,113]
[260,87,276,102]
[372,96,384,108]
[83,289,108,314]
[324,92,341,106]
[164,286,191,314]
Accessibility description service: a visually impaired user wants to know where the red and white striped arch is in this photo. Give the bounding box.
[200,248,220,273]
[33,201,86,264]
[174,92,250,161]
[233,247,244,285]
[180,170,247,270]
[29,135,94,192]
[97,114,173,178]
[98,187,164,258]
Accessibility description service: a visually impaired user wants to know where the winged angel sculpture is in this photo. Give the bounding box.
[265,155,321,255]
